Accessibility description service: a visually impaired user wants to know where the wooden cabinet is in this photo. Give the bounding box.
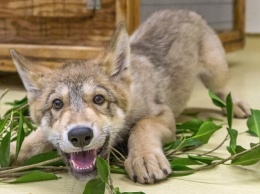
[0,0,139,72]
[0,0,244,72]
[218,0,246,52]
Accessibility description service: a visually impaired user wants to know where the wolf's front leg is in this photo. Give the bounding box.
[11,128,53,165]
[124,106,176,184]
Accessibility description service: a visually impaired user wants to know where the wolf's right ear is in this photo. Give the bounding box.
[10,49,51,97]
[99,22,130,81]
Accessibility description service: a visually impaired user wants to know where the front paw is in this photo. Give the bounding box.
[233,99,251,118]
[124,149,171,184]
[223,97,251,118]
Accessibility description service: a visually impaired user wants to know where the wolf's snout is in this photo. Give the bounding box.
[68,127,94,147]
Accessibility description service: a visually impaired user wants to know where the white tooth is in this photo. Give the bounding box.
[71,160,76,168]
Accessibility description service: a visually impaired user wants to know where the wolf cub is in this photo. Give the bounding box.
[10,10,250,184]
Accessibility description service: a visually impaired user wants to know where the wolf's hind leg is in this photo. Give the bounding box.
[124,105,175,184]
[10,128,53,165]
[198,29,251,118]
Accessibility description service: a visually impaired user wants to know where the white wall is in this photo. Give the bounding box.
[246,0,260,34]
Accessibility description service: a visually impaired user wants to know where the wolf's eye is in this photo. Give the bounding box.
[52,99,63,110]
[93,95,105,105]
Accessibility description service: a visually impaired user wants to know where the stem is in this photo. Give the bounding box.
[35,166,67,170]
[172,143,260,175]
[0,89,9,119]
[199,134,229,156]
[111,148,125,164]
[0,157,63,175]
[107,152,114,194]
[0,112,13,138]
[0,89,9,101]
[165,138,186,156]
[0,169,67,179]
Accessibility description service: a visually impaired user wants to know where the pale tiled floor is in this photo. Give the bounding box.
[0,36,260,194]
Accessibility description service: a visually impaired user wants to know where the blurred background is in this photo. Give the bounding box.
[0,0,258,73]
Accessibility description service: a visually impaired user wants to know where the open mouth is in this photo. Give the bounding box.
[68,149,99,173]
[60,136,109,179]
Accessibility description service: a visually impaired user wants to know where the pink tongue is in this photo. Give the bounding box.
[71,150,97,168]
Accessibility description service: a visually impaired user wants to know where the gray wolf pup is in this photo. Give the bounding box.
[10,10,250,184]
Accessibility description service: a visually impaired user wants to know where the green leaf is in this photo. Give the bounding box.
[0,116,9,134]
[170,157,201,166]
[4,96,29,116]
[208,89,226,108]
[232,145,260,166]
[163,139,182,151]
[189,121,222,144]
[169,124,215,150]
[0,131,11,167]
[171,164,193,171]
[114,188,121,194]
[178,119,204,133]
[83,178,106,194]
[165,137,203,152]
[227,128,238,155]
[166,138,203,152]
[15,111,25,160]
[23,151,64,166]
[96,157,109,183]
[226,93,233,128]
[110,167,127,174]
[246,130,258,137]
[250,143,258,148]
[24,118,36,131]
[247,109,260,141]
[178,121,222,150]
[180,138,204,150]
[10,171,59,183]
[5,96,28,106]
[188,155,220,165]
[234,145,247,153]
[113,188,145,194]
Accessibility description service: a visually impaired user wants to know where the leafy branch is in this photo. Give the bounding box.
[1,89,260,194]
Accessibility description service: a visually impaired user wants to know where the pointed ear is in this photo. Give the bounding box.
[100,22,130,80]
[10,49,51,98]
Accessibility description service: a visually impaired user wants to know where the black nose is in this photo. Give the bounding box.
[68,127,94,147]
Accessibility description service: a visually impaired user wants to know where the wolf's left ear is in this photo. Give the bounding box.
[100,22,130,80]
